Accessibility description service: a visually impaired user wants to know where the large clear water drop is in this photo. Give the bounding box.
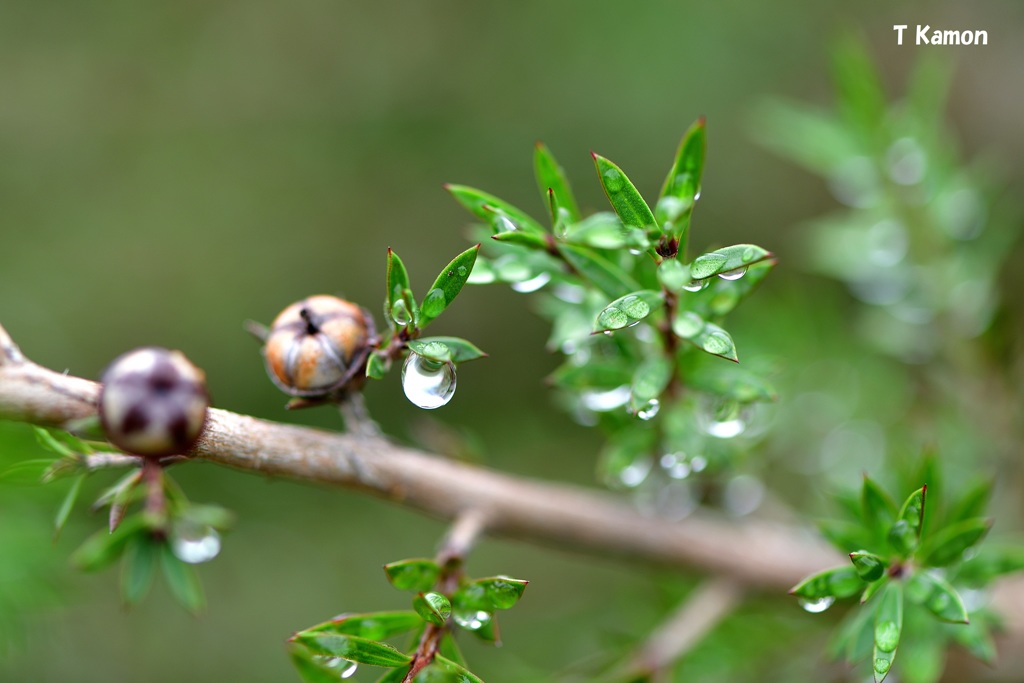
[402,353,456,409]
[798,596,835,613]
[171,523,221,564]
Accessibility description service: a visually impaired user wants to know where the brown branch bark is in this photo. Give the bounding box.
[0,321,845,590]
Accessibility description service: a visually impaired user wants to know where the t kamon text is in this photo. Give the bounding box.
[894,24,988,46]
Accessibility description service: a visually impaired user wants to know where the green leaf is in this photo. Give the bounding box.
[439,632,466,667]
[896,633,944,683]
[419,245,480,327]
[305,612,423,640]
[818,518,874,554]
[0,458,52,485]
[904,570,968,623]
[829,602,875,663]
[120,535,159,605]
[560,213,648,251]
[850,551,888,582]
[432,655,485,683]
[460,577,529,610]
[366,351,390,380]
[679,352,776,403]
[861,476,897,536]
[947,478,993,524]
[289,644,355,683]
[550,360,633,392]
[889,486,926,555]
[558,244,641,299]
[790,565,864,600]
[407,340,452,363]
[592,153,657,231]
[861,576,887,604]
[407,338,487,364]
[445,184,546,235]
[413,592,451,626]
[673,317,738,362]
[918,518,992,567]
[593,290,664,332]
[375,667,411,683]
[957,543,1024,585]
[656,259,689,291]
[178,503,236,531]
[384,559,441,593]
[657,118,705,243]
[831,34,887,136]
[386,248,418,329]
[631,356,672,405]
[491,228,550,250]
[33,426,76,458]
[160,544,205,614]
[293,632,413,667]
[54,473,86,539]
[71,514,149,572]
[535,142,581,224]
[872,582,903,682]
[689,245,772,280]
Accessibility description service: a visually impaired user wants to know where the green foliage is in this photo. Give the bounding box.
[793,472,1011,682]
[447,120,776,501]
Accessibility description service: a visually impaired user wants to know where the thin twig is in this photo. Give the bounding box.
[627,578,743,681]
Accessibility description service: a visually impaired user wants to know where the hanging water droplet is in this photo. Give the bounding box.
[453,609,492,631]
[390,299,412,326]
[798,596,835,613]
[693,189,701,201]
[636,398,660,420]
[511,271,551,293]
[701,399,747,439]
[495,214,518,232]
[602,169,624,192]
[627,248,642,256]
[617,457,652,488]
[171,523,221,564]
[681,279,708,292]
[402,353,456,409]
[717,267,747,281]
[318,657,359,679]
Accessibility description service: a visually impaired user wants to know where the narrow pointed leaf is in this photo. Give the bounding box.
[468,577,529,610]
[790,565,864,600]
[872,582,903,682]
[491,229,549,250]
[958,543,1024,585]
[54,473,86,539]
[120,536,159,605]
[71,515,149,572]
[657,118,705,242]
[948,478,993,524]
[305,612,423,640]
[888,485,926,554]
[561,213,648,251]
[861,576,887,604]
[592,153,657,231]
[33,426,76,457]
[366,352,390,380]
[904,571,968,623]
[535,142,581,223]
[160,544,205,614]
[689,245,772,280]
[445,184,546,235]
[557,244,641,299]
[433,655,485,683]
[593,290,663,332]
[289,645,353,683]
[419,245,480,327]
[386,249,418,330]
[950,619,997,664]
[384,559,441,593]
[862,476,897,535]
[918,518,992,567]
[679,259,776,319]
[850,551,888,582]
[818,518,874,553]
[408,338,487,364]
[439,632,466,667]
[293,632,412,667]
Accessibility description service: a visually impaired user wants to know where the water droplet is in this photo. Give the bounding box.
[580,386,631,412]
[627,248,642,256]
[402,353,456,409]
[421,288,447,319]
[798,596,835,613]
[636,399,660,420]
[511,271,551,293]
[873,657,892,675]
[495,214,518,232]
[701,331,733,357]
[553,283,585,304]
[672,312,704,338]
[618,458,652,488]
[659,453,691,479]
[886,137,926,186]
[598,307,629,330]
[875,621,900,652]
[701,399,746,439]
[171,524,221,564]
[693,189,701,201]
[390,299,412,326]
[741,246,757,263]
[457,265,468,277]
[717,267,747,281]
[453,609,492,631]
[681,279,709,292]
[318,657,358,679]
[602,330,613,337]
[657,196,686,221]
[602,169,624,192]
[690,253,728,279]
[620,296,650,319]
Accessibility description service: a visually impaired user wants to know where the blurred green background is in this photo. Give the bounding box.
[2,1,1022,681]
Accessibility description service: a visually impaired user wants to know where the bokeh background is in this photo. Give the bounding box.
[2,1,1022,681]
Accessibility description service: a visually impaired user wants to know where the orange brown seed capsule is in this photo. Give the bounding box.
[262,295,373,397]
[98,347,210,458]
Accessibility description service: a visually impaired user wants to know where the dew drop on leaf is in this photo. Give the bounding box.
[798,596,835,613]
[717,267,747,281]
[598,307,629,330]
[682,279,709,292]
[453,609,492,631]
[390,299,412,326]
[636,398,660,421]
[701,331,734,356]
[402,353,457,410]
[171,524,221,564]
[511,272,551,293]
[620,296,650,319]
[602,169,624,192]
